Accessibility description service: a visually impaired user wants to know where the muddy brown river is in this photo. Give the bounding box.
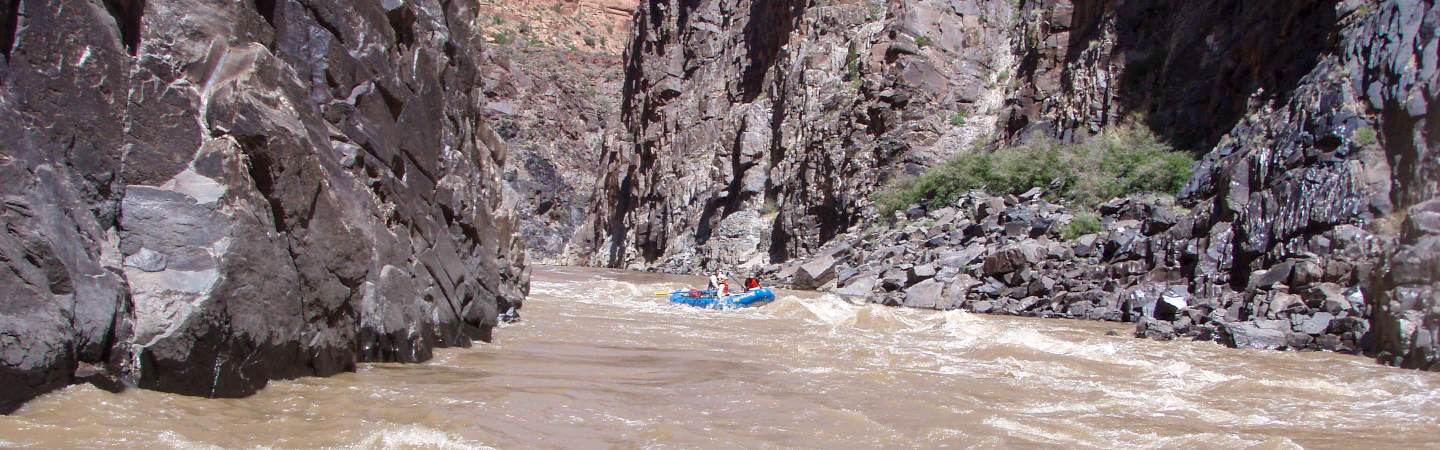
[2,265,1438,448]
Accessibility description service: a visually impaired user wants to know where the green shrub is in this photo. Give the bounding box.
[761,199,779,216]
[1355,125,1378,147]
[949,111,968,127]
[915,36,932,48]
[490,32,513,45]
[873,124,1194,219]
[1060,212,1102,240]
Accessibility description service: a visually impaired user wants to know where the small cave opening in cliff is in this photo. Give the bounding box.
[102,0,145,56]
[253,0,277,27]
[1,0,20,63]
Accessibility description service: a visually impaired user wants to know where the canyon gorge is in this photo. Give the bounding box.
[1,0,1438,438]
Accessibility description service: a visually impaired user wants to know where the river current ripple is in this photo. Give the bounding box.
[2,265,1438,448]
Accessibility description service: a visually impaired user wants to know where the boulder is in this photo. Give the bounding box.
[1298,312,1335,335]
[793,254,839,290]
[1027,275,1057,297]
[1301,283,1347,313]
[1268,293,1305,316]
[834,275,878,299]
[970,300,996,314]
[1251,261,1295,290]
[902,279,947,309]
[982,246,1032,275]
[911,263,937,280]
[881,268,910,291]
[1225,322,1289,350]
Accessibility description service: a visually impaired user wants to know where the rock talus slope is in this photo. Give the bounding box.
[0,0,528,412]
[576,0,1439,369]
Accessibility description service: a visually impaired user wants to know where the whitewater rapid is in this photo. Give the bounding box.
[1,265,1436,448]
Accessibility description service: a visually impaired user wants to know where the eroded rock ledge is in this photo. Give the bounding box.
[0,0,528,412]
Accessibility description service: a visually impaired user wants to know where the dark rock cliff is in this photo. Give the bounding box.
[482,48,623,264]
[572,0,1016,271]
[0,0,528,412]
[577,0,1439,369]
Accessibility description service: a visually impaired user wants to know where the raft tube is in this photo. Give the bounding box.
[669,288,776,309]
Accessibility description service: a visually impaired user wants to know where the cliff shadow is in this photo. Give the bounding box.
[738,0,806,102]
[1069,0,1340,153]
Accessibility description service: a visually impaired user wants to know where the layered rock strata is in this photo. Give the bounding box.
[0,0,528,412]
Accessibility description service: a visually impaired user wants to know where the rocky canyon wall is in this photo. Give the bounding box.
[483,48,624,264]
[571,0,1017,272]
[0,0,528,412]
[470,0,632,263]
[575,0,1439,369]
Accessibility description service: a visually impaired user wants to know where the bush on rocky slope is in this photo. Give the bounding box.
[874,125,1194,218]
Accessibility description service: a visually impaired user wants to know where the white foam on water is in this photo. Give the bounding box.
[156,430,225,450]
[990,326,1117,359]
[1152,360,1237,391]
[1242,437,1305,450]
[1013,400,1099,415]
[764,294,860,325]
[598,412,648,428]
[1256,377,1359,397]
[343,424,493,450]
[981,416,1081,447]
[788,366,836,374]
[840,304,916,332]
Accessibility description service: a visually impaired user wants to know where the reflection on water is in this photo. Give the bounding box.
[2,265,1438,448]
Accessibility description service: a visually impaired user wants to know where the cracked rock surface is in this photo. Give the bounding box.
[1,0,527,412]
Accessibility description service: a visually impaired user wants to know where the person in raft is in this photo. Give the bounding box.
[708,271,730,297]
[744,276,760,291]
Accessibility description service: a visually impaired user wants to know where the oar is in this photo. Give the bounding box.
[653,291,672,296]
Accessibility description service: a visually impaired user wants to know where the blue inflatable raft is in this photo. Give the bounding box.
[668,288,776,309]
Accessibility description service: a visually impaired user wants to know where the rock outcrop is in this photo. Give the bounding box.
[783,193,1380,354]
[474,0,637,54]
[482,47,624,263]
[1,0,528,412]
[578,0,1439,369]
[572,0,1016,272]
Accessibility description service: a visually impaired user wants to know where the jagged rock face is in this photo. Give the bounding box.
[572,0,1017,272]
[584,0,1438,368]
[0,0,528,412]
[474,0,637,54]
[1005,0,1341,151]
[482,48,623,263]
